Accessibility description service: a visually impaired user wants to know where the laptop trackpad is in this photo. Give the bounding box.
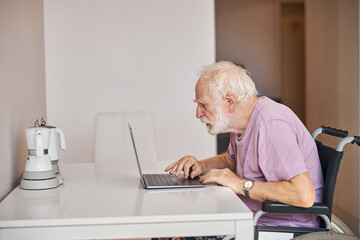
[172,175,204,186]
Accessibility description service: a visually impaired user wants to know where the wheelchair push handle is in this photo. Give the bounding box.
[352,136,360,146]
[321,126,348,138]
[312,126,348,140]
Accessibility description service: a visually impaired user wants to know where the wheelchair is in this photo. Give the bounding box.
[254,126,360,240]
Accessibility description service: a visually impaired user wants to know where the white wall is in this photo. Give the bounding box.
[0,0,46,201]
[44,0,216,164]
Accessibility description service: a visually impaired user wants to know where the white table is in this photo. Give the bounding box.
[0,162,253,240]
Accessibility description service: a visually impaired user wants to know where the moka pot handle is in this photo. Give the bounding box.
[56,128,66,150]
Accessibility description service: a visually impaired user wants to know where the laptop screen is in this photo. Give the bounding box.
[128,124,146,187]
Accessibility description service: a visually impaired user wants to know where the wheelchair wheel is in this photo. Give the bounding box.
[331,214,355,235]
[291,232,359,240]
[291,214,358,240]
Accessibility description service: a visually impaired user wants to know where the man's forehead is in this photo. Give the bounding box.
[195,77,209,93]
[194,75,213,103]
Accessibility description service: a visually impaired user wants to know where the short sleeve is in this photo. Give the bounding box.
[257,120,308,182]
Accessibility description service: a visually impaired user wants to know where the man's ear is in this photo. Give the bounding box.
[225,92,237,113]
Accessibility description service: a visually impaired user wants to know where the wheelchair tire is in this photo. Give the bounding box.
[331,214,355,235]
[291,232,359,240]
[291,214,358,240]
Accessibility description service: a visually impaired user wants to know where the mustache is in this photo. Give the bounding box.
[200,116,211,124]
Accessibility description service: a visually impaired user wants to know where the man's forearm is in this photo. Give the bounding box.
[244,172,316,208]
[199,153,235,174]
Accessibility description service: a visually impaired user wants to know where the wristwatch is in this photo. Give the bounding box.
[243,180,254,198]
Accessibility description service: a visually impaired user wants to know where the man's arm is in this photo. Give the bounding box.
[165,152,235,179]
[200,155,316,208]
[199,152,235,173]
[249,172,316,207]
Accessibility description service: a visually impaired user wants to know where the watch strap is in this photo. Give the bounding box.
[245,188,250,198]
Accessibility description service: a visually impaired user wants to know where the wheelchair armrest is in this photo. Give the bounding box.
[262,200,330,216]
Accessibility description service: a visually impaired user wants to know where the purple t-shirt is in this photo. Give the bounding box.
[227,96,323,227]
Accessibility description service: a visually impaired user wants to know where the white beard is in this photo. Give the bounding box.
[200,105,230,135]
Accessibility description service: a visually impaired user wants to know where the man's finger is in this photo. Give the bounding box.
[169,164,179,175]
[190,165,200,179]
[183,161,195,179]
[200,170,222,184]
[199,172,211,183]
[200,176,213,184]
[175,159,187,177]
[165,162,177,172]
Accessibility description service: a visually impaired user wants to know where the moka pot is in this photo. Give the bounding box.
[20,125,60,190]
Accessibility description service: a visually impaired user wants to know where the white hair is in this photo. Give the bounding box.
[198,61,258,103]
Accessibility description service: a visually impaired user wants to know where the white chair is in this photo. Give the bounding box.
[94,112,158,162]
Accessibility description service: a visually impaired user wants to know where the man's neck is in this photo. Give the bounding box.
[228,96,259,134]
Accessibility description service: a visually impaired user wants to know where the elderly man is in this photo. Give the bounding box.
[165,61,323,228]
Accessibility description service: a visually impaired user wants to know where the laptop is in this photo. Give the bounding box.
[128,124,205,189]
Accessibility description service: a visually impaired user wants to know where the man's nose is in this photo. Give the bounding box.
[196,105,203,119]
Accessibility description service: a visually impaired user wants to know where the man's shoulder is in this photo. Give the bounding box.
[252,97,294,126]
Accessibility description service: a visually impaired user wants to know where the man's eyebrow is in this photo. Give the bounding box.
[193,99,206,105]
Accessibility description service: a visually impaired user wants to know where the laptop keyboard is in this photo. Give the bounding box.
[144,174,176,186]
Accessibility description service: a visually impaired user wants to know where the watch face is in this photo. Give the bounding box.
[244,181,253,188]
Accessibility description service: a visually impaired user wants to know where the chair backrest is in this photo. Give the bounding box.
[315,140,343,217]
[94,112,158,162]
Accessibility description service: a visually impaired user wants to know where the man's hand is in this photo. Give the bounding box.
[165,155,202,179]
[200,168,244,195]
